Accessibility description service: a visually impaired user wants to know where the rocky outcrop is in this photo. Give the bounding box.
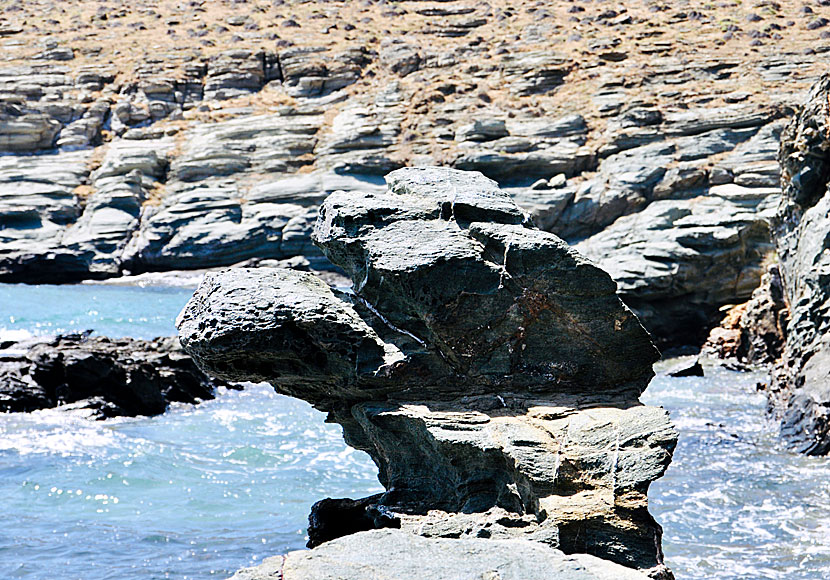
[230,529,650,580]
[702,264,788,364]
[767,75,830,454]
[576,184,777,346]
[0,333,226,418]
[0,104,60,152]
[178,168,676,578]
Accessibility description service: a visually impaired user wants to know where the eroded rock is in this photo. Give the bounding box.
[178,168,676,577]
[230,529,651,580]
[768,75,830,454]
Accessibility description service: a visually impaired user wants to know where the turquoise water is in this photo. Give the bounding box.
[3,282,830,578]
[0,283,195,339]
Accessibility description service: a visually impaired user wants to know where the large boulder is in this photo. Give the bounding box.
[177,168,676,578]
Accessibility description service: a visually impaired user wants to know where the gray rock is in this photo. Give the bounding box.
[0,105,60,152]
[455,119,509,142]
[577,184,778,345]
[454,139,593,183]
[543,142,675,240]
[203,50,265,101]
[505,114,587,139]
[229,529,651,580]
[663,104,777,137]
[769,76,830,454]
[169,112,321,182]
[123,167,383,273]
[179,168,675,578]
[379,40,421,77]
[500,51,572,96]
[714,121,785,187]
[279,46,371,98]
[0,150,92,282]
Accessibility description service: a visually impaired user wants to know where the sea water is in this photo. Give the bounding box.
[643,366,830,579]
[2,282,830,579]
[0,282,383,579]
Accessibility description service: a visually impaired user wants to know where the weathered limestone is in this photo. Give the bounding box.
[178,168,676,578]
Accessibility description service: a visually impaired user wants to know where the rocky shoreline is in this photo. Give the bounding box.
[178,168,677,578]
[7,0,830,577]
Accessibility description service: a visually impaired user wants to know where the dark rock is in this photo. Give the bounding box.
[768,75,830,454]
[179,168,675,578]
[0,334,227,418]
[703,264,788,365]
[307,495,400,548]
[667,358,704,377]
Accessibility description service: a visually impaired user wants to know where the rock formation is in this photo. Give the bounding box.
[178,168,677,578]
[0,333,226,418]
[767,75,830,455]
[702,264,788,365]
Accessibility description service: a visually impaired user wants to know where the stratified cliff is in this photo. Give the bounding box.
[3,1,829,344]
[178,168,677,578]
[769,76,830,455]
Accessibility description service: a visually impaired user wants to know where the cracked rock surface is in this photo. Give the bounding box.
[178,168,676,578]
[229,529,651,580]
[769,76,830,455]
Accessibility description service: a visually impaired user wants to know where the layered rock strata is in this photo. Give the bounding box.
[0,333,226,418]
[178,168,677,578]
[768,76,830,454]
[5,0,830,346]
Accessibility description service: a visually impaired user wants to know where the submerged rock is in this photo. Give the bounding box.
[179,168,676,577]
[667,358,704,378]
[769,75,830,454]
[0,333,226,418]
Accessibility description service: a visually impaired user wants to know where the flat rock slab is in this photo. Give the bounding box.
[229,529,650,580]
